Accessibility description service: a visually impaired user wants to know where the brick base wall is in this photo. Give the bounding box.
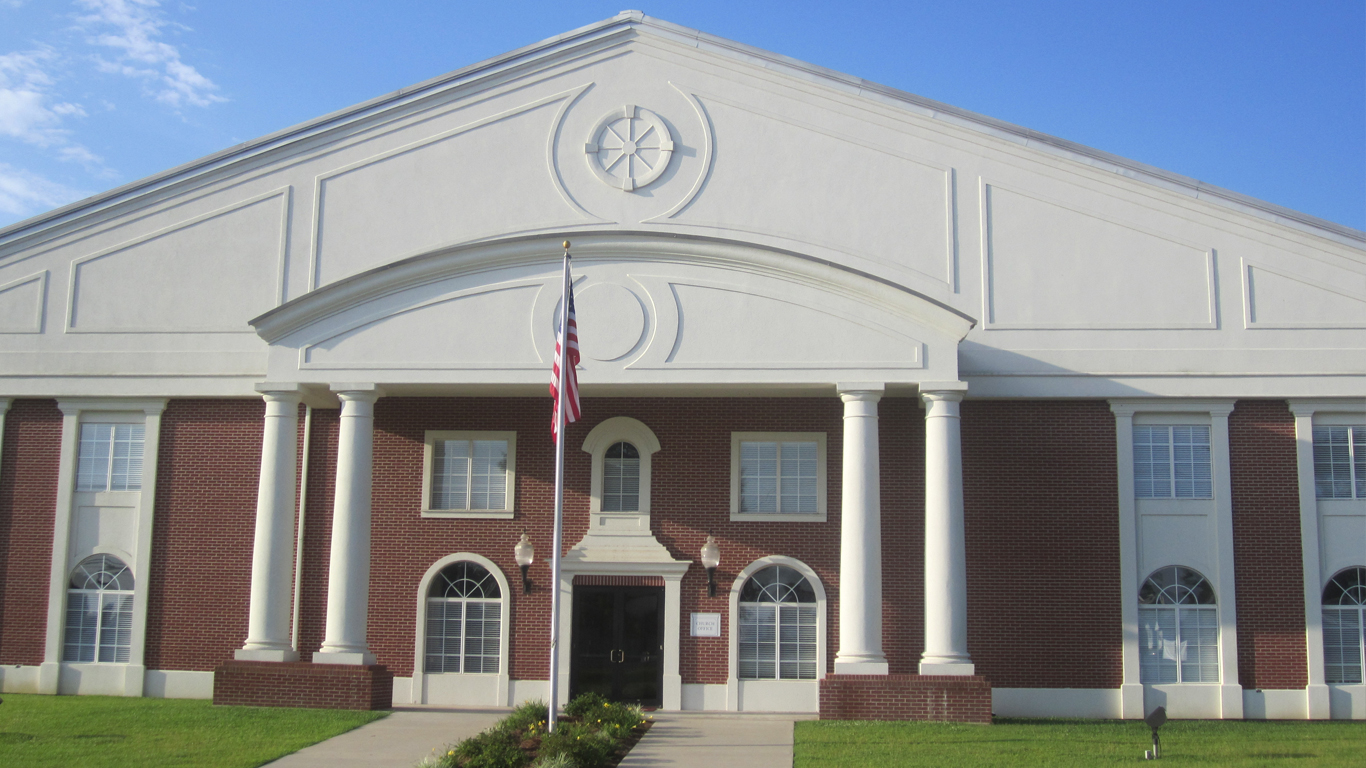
[819,674,992,723]
[212,661,392,710]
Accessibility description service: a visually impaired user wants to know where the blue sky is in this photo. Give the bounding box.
[1,1,1362,231]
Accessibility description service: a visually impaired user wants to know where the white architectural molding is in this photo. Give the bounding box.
[729,431,828,523]
[237,386,303,662]
[41,398,166,697]
[726,555,827,711]
[1110,398,1241,719]
[835,383,887,674]
[420,430,518,518]
[1288,398,1366,719]
[920,386,973,676]
[582,416,660,515]
[410,552,512,706]
[315,385,380,665]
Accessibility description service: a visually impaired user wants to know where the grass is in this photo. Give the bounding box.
[0,693,386,768]
[794,718,1366,767]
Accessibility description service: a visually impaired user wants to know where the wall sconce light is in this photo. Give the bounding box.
[514,532,534,594]
[700,533,721,597]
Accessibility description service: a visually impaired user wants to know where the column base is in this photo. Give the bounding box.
[1307,683,1331,719]
[234,648,300,663]
[1121,682,1144,719]
[213,660,391,710]
[312,650,377,666]
[834,660,889,675]
[919,661,975,676]
[819,674,992,723]
[37,661,59,695]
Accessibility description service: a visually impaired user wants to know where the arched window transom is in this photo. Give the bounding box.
[1138,566,1217,684]
[425,561,502,674]
[1323,567,1365,684]
[602,441,640,512]
[738,565,817,680]
[64,554,134,663]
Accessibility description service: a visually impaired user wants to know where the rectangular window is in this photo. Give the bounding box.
[738,603,817,680]
[1139,605,1218,683]
[1134,425,1211,499]
[1314,426,1366,499]
[423,431,516,517]
[731,432,826,521]
[76,423,145,492]
[1323,608,1364,684]
[63,591,132,663]
[425,599,501,674]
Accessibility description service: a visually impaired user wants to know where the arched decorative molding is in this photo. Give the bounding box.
[582,416,661,515]
[87,546,137,579]
[725,555,828,712]
[410,552,512,706]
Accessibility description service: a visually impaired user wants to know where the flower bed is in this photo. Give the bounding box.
[419,693,652,768]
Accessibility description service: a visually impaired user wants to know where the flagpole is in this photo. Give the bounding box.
[547,240,571,733]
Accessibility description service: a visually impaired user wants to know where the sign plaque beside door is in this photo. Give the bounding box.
[690,612,721,637]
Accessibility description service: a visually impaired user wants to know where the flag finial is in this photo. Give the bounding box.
[562,240,571,250]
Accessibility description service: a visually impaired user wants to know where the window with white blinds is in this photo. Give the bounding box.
[1138,565,1219,683]
[737,565,818,680]
[1313,426,1366,499]
[1134,425,1212,499]
[64,554,134,663]
[76,423,145,492]
[424,432,516,514]
[1322,567,1365,685]
[739,441,818,514]
[425,561,503,674]
[602,441,640,512]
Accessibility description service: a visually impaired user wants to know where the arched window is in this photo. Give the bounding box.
[602,441,640,512]
[1138,566,1218,683]
[1323,567,1365,684]
[64,554,134,663]
[425,561,502,674]
[738,565,817,680]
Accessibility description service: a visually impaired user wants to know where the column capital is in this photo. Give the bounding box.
[257,390,303,406]
[837,382,884,403]
[330,383,383,404]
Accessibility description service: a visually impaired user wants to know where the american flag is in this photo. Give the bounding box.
[550,256,580,440]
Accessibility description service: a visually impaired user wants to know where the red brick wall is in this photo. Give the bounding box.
[362,397,852,683]
[1228,399,1307,689]
[0,399,62,666]
[213,660,391,710]
[819,674,992,723]
[961,400,1122,689]
[144,399,264,671]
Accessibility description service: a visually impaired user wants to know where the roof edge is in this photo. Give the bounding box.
[2,10,1362,250]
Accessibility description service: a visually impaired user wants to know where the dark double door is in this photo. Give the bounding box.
[570,585,664,706]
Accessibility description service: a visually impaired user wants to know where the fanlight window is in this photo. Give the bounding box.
[738,565,818,680]
[602,441,640,512]
[64,554,134,663]
[425,561,502,674]
[1138,566,1218,683]
[1323,567,1365,684]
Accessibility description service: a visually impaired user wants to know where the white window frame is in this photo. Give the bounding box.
[581,417,660,516]
[730,432,827,522]
[1321,567,1366,686]
[76,422,146,492]
[1312,424,1366,499]
[1133,424,1213,499]
[1137,566,1220,684]
[421,431,516,519]
[726,555,827,712]
[411,553,511,706]
[63,554,135,664]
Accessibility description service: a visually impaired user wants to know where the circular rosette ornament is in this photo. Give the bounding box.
[584,105,676,191]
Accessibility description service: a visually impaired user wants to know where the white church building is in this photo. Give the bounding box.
[0,12,1361,721]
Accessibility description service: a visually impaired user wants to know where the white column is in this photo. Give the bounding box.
[1289,401,1330,719]
[315,385,379,665]
[920,386,974,676]
[834,383,888,674]
[236,387,303,662]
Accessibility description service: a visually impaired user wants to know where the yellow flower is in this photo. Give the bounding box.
[447,750,455,756]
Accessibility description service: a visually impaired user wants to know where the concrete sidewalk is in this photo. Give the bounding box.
[264,706,506,767]
[264,706,813,768]
[620,712,814,768]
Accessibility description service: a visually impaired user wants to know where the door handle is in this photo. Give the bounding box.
[610,649,624,663]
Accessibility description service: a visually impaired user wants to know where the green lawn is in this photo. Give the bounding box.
[0,693,386,768]
[795,718,1366,767]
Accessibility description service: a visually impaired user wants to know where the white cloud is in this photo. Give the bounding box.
[0,163,87,217]
[76,0,224,108]
[0,47,105,170]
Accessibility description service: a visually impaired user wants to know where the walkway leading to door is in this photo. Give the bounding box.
[620,711,818,768]
[263,706,815,768]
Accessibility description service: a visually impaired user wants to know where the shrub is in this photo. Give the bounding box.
[452,728,529,768]
[537,722,615,768]
[562,692,610,718]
